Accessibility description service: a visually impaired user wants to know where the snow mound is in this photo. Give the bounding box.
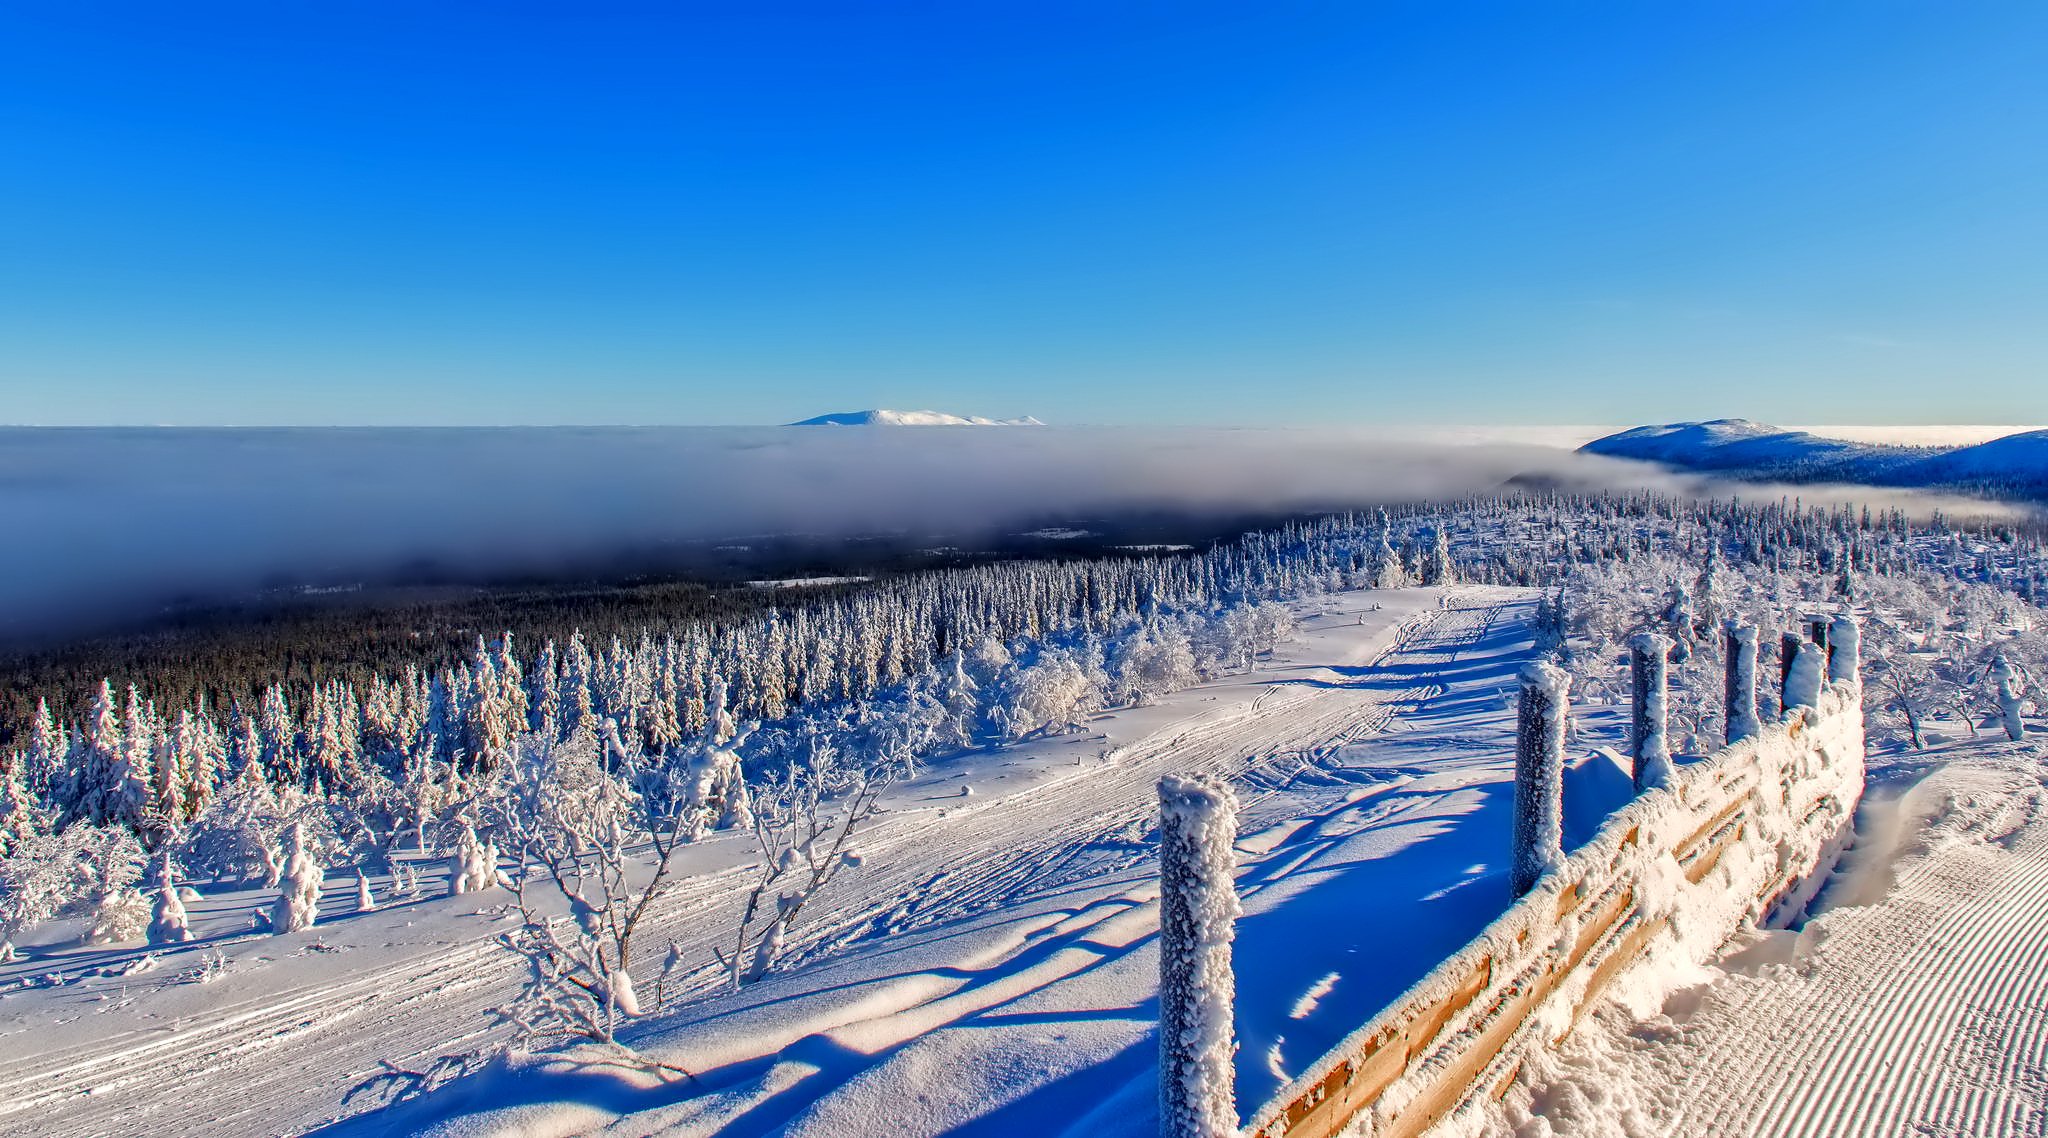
[790,409,1046,427]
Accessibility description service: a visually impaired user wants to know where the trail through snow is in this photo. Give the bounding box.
[1502,735,2048,1138]
[2,586,1572,1137]
[301,586,1574,1138]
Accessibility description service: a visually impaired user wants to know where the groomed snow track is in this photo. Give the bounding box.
[1528,744,2048,1138]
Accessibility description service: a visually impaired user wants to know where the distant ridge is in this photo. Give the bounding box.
[791,409,1045,427]
[1581,419,2048,500]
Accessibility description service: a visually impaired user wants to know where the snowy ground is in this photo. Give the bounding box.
[1502,732,2048,1138]
[312,586,1644,1138]
[5,586,1602,1137]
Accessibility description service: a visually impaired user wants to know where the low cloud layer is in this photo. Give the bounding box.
[0,426,2018,641]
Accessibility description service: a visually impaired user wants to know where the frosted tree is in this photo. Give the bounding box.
[1987,653,2029,741]
[271,822,322,934]
[84,826,148,944]
[148,852,194,945]
[720,732,894,987]
[1371,514,1409,590]
[934,651,981,751]
[489,727,698,1065]
[354,868,378,913]
[1420,526,1456,587]
[1156,772,1239,1138]
[447,819,500,896]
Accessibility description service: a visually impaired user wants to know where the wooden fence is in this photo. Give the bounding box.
[1158,617,1868,1138]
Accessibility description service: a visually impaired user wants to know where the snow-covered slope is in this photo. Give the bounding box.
[1899,429,2048,495]
[790,409,1046,427]
[1580,419,1927,481]
[1581,419,2048,498]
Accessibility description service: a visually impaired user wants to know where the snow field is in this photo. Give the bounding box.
[0,586,1486,1136]
[314,587,1554,1137]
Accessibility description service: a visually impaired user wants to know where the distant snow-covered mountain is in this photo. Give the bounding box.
[1582,419,2048,499]
[791,409,1045,427]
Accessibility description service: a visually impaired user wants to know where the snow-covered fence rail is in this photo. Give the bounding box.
[1236,669,1865,1138]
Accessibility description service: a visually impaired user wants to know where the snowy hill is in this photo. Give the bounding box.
[1580,419,2048,499]
[1899,429,2048,495]
[791,409,1046,427]
[1580,419,1929,482]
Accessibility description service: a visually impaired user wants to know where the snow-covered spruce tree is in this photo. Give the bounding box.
[271,822,322,934]
[354,868,378,913]
[148,852,193,945]
[84,826,148,944]
[1156,772,1239,1138]
[1511,662,1569,898]
[1420,526,1456,587]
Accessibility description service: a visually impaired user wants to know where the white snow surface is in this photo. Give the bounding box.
[1497,731,2048,1138]
[0,586,1595,1137]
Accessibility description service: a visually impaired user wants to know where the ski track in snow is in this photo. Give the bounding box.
[1511,740,2048,1138]
[0,588,1515,1138]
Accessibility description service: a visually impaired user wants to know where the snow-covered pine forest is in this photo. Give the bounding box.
[2,491,2046,1133]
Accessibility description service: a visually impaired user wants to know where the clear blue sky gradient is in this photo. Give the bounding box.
[2,3,2043,426]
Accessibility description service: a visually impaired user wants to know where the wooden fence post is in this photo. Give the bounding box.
[1785,639,1826,711]
[1725,622,1762,744]
[1828,613,1861,687]
[1158,774,1240,1138]
[1512,662,1569,898]
[1629,632,1677,791]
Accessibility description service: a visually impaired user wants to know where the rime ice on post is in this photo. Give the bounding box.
[1784,640,1826,712]
[1828,614,1862,688]
[1512,662,1569,898]
[1724,622,1762,744]
[1629,632,1677,792]
[1157,773,1240,1138]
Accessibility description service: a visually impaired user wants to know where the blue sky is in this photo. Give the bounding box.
[2,3,2043,426]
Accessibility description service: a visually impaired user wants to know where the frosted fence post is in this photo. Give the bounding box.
[1629,632,1677,792]
[1512,662,1569,898]
[1157,773,1240,1138]
[1806,616,1833,673]
[1828,614,1862,688]
[1725,622,1761,745]
[1779,632,1803,711]
[1785,640,1826,712]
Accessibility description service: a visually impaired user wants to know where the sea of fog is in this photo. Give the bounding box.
[0,426,2013,640]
